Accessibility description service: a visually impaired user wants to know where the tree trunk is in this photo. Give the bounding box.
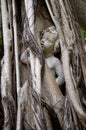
[70,0,86,30]
[0,0,86,130]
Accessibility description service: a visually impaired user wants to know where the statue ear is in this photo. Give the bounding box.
[54,39,60,53]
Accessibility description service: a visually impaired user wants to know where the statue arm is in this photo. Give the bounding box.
[54,57,65,86]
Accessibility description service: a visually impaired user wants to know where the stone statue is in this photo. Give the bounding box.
[40,26,65,86]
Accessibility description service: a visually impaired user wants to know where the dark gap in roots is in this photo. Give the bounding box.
[42,100,62,130]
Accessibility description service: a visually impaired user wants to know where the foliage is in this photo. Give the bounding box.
[80,28,86,42]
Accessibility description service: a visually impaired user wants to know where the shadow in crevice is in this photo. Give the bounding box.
[42,100,62,130]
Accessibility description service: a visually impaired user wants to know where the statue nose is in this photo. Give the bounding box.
[40,41,44,49]
[41,40,44,46]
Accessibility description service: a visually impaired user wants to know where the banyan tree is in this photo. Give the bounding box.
[0,0,86,130]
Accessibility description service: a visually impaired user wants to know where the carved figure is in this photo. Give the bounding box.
[40,26,65,86]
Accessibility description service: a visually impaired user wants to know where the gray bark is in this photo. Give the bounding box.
[0,0,86,130]
[70,0,86,30]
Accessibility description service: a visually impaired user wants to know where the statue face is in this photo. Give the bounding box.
[40,26,58,56]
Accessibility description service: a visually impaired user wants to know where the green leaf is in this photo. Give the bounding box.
[80,28,86,42]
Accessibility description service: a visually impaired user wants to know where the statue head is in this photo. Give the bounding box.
[40,26,59,57]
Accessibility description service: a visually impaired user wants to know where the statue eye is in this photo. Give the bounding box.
[41,31,44,36]
[40,30,45,38]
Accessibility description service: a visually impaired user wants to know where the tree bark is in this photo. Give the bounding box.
[70,0,86,30]
[0,0,86,130]
[1,0,16,130]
